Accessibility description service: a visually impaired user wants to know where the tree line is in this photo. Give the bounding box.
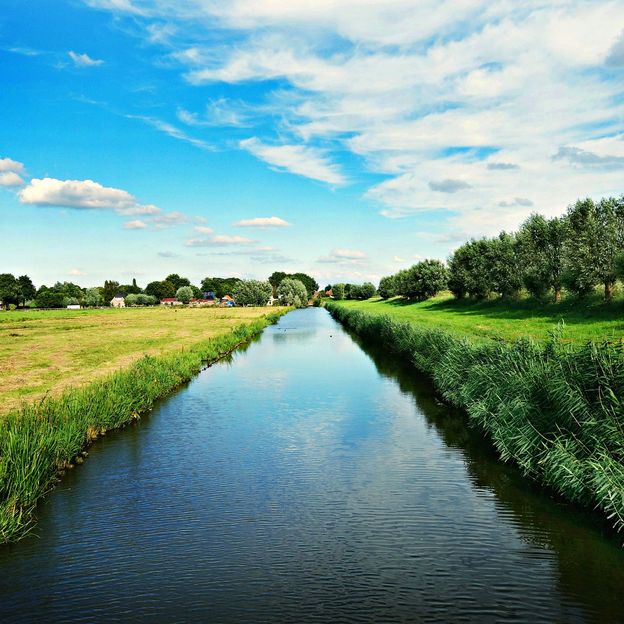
[374,196,624,303]
[0,270,319,309]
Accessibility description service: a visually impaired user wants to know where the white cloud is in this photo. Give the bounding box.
[0,172,25,187]
[151,211,188,227]
[68,51,104,67]
[19,178,160,215]
[124,219,148,229]
[193,225,214,234]
[234,216,291,228]
[0,158,26,174]
[186,234,255,247]
[127,115,211,150]
[68,268,87,276]
[240,137,346,185]
[177,98,250,127]
[331,248,366,259]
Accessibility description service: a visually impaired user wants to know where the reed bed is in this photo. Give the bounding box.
[0,311,285,544]
[326,302,624,534]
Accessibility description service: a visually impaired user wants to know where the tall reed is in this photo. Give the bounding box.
[326,302,624,534]
[0,311,286,543]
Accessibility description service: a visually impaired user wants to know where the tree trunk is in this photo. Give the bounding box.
[605,280,615,302]
[554,287,561,303]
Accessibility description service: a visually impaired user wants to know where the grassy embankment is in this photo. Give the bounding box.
[326,297,624,535]
[0,306,288,543]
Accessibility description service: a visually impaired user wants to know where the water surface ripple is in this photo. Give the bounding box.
[1,308,623,622]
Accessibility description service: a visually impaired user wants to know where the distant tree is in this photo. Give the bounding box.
[487,232,522,298]
[290,273,319,299]
[102,280,120,305]
[35,286,64,308]
[562,198,601,298]
[17,275,36,306]
[145,281,164,300]
[332,283,345,300]
[83,287,103,307]
[119,280,142,295]
[191,285,202,299]
[62,296,80,307]
[176,286,194,304]
[0,273,20,309]
[277,278,308,308]
[125,293,139,306]
[378,275,397,299]
[448,240,491,299]
[594,196,624,301]
[136,294,157,306]
[346,284,360,300]
[268,271,288,295]
[166,274,191,291]
[232,279,272,306]
[359,282,377,299]
[517,214,566,301]
[396,260,448,300]
[324,284,332,293]
[200,277,242,299]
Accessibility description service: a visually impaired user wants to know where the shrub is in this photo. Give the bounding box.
[277,278,308,308]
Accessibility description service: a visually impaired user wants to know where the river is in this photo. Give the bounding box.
[1,308,623,622]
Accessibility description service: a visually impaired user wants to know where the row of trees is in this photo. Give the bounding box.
[371,196,624,304]
[331,282,377,301]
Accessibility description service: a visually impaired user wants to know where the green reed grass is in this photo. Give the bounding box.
[0,311,286,544]
[326,302,624,534]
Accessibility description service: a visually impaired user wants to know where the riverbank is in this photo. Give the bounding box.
[334,294,624,343]
[326,302,624,536]
[0,306,285,415]
[0,310,288,543]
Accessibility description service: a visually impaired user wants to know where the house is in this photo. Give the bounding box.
[189,298,216,307]
[268,295,276,306]
[161,297,182,306]
[325,289,333,297]
[204,291,217,302]
[110,294,126,308]
[220,294,235,307]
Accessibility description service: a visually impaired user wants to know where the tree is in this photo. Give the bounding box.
[125,293,139,306]
[0,274,20,309]
[378,275,397,299]
[17,275,36,306]
[166,274,191,291]
[277,278,308,308]
[359,282,377,299]
[268,271,288,295]
[119,280,142,295]
[102,280,120,305]
[487,232,522,298]
[35,286,64,308]
[232,280,272,306]
[200,277,241,299]
[448,240,491,299]
[396,260,448,300]
[332,283,345,300]
[290,273,319,299]
[83,287,103,307]
[517,214,566,301]
[176,286,194,304]
[562,198,600,298]
[594,196,624,301]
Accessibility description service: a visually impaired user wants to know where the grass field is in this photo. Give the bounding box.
[0,306,281,415]
[334,293,624,343]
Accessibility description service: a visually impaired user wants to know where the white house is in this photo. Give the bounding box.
[110,294,126,308]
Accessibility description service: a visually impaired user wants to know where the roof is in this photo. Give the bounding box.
[113,293,125,299]
[221,294,234,301]
[161,297,177,302]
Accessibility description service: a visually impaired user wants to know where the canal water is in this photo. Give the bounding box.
[1,308,623,622]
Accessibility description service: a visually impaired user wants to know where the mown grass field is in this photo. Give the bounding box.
[335,293,624,343]
[0,306,281,415]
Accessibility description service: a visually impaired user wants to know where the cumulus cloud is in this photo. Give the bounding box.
[124,219,147,229]
[0,158,26,174]
[68,51,104,66]
[19,178,160,215]
[68,268,87,276]
[240,138,345,185]
[234,216,291,228]
[151,211,188,227]
[0,172,25,187]
[193,225,214,234]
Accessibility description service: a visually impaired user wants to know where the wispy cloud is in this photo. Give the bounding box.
[177,98,250,128]
[240,138,346,185]
[234,216,291,228]
[186,234,255,247]
[124,219,147,229]
[127,115,211,150]
[68,51,104,67]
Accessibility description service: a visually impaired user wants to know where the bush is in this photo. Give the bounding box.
[396,260,448,300]
[176,286,194,304]
[232,279,273,306]
[277,278,308,308]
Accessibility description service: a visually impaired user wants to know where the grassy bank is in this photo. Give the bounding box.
[0,310,287,543]
[335,294,624,343]
[0,306,281,415]
[326,302,624,535]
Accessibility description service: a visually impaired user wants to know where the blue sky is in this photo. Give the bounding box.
[1,0,623,288]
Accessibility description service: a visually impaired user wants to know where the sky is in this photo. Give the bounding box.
[1,0,623,288]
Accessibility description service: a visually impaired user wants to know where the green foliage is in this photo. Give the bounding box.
[200,277,241,299]
[17,275,36,306]
[277,278,308,308]
[269,271,318,298]
[332,283,345,300]
[231,279,272,306]
[0,311,287,543]
[34,286,64,309]
[326,302,624,534]
[395,260,448,300]
[166,274,191,291]
[175,286,194,304]
[83,288,103,307]
[378,275,397,299]
[102,280,120,304]
[0,274,20,308]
